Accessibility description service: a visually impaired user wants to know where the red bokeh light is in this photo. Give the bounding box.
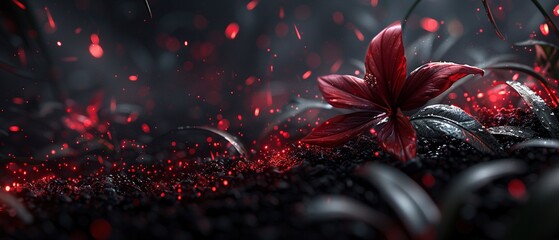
[225,22,240,40]
[421,17,439,32]
[89,44,104,58]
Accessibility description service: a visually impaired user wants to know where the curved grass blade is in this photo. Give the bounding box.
[509,139,559,152]
[530,0,559,37]
[411,104,502,154]
[437,159,526,240]
[504,164,559,240]
[260,98,333,139]
[506,81,559,138]
[487,126,537,139]
[402,0,422,31]
[487,63,559,106]
[0,192,33,224]
[355,163,440,236]
[304,196,404,239]
[515,40,559,50]
[481,0,506,40]
[143,0,153,18]
[154,126,248,159]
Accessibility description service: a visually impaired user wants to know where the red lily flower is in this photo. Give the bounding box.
[302,22,484,162]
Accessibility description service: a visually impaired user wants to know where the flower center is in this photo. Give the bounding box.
[364,73,378,87]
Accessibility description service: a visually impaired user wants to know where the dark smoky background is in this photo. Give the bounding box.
[0,0,556,152]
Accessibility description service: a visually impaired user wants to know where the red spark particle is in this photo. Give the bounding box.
[332,12,344,25]
[302,70,312,80]
[89,44,104,58]
[17,48,26,66]
[4,186,10,192]
[540,23,549,36]
[9,125,19,132]
[56,41,62,46]
[352,27,364,41]
[554,4,559,16]
[90,34,100,44]
[246,0,259,11]
[254,108,260,117]
[184,41,188,46]
[245,76,256,85]
[422,173,435,187]
[12,97,24,104]
[44,7,56,30]
[279,7,284,19]
[508,179,526,199]
[217,119,230,131]
[294,24,302,40]
[90,219,111,240]
[421,17,439,32]
[371,0,378,7]
[12,0,26,10]
[225,22,240,40]
[141,123,150,133]
[128,75,138,81]
[330,60,343,73]
[223,180,229,186]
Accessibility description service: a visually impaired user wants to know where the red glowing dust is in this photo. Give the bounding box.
[421,17,439,32]
[90,34,100,44]
[89,44,104,58]
[294,24,302,40]
[422,173,435,188]
[225,22,240,39]
[44,7,56,30]
[9,125,20,132]
[90,219,112,240]
[302,70,312,80]
[128,75,138,81]
[351,26,365,41]
[540,23,549,36]
[246,0,259,11]
[12,0,26,10]
[508,179,526,199]
[554,4,559,16]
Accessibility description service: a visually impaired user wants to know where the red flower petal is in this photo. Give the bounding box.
[302,111,388,147]
[375,110,416,162]
[398,62,484,110]
[318,75,388,111]
[365,22,407,102]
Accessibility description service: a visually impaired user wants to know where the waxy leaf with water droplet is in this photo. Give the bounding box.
[506,81,559,139]
[411,104,502,154]
[509,139,559,152]
[487,126,537,139]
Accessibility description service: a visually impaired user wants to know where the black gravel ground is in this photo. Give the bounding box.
[2,108,559,240]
